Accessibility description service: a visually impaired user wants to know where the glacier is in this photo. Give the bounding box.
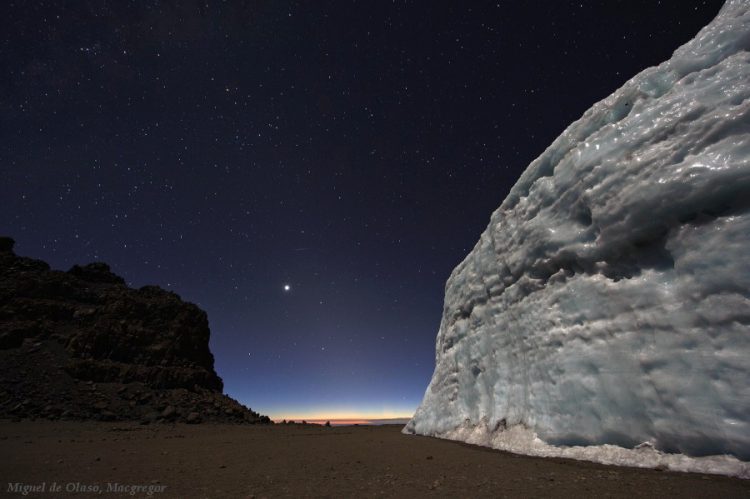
[405,0,750,478]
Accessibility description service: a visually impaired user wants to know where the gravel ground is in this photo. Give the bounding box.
[1,421,748,498]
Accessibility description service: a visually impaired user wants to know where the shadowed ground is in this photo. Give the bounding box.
[1,421,748,498]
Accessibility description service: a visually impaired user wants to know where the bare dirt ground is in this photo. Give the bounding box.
[1,421,748,498]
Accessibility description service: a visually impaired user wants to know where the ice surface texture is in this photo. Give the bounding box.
[405,0,750,477]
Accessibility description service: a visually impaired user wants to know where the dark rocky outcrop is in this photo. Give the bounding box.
[0,236,270,424]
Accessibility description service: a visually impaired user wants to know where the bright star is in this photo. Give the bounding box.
[283,284,291,292]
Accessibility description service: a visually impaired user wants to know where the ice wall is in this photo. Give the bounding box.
[405,0,750,477]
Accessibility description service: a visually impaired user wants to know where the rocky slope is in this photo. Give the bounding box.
[0,236,270,424]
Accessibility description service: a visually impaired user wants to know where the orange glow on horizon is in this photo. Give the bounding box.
[272,418,410,425]
[290,419,373,425]
[270,410,413,423]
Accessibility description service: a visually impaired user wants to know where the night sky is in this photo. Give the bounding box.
[2,1,724,420]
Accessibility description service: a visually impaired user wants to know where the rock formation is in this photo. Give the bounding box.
[406,0,749,476]
[0,236,270,424]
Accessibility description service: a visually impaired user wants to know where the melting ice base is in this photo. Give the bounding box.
[436,423,749,478]
[406,0,750,478]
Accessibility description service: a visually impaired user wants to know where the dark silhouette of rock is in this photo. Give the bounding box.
[0,237,14,252]
[68,262,125,285]
[0,237,271,424]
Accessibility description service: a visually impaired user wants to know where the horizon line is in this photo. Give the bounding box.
[267,410,414,420]
[271,416,412,423]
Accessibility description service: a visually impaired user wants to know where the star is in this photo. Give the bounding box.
[283,284,291,292]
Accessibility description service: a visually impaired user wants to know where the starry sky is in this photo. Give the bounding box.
[1,1,724,420]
